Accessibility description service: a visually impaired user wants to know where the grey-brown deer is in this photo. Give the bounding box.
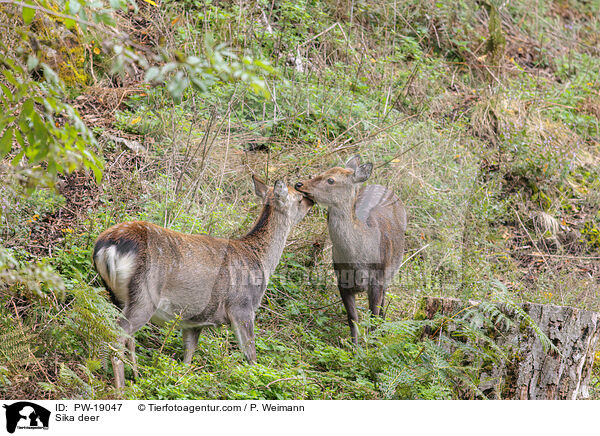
[93,177,312,388]
[295,156,407,344]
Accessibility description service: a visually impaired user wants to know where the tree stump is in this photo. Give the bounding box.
[424,297,600,400]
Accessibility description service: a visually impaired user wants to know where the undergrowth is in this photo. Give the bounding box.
[1,0,599,399]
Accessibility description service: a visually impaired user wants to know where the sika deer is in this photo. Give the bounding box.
[93,177,312,388]
[295,156,407,344]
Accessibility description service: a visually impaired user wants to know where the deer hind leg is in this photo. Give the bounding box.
[112,330,128,390]
[366,277,386,336]
[368,283,385,317]
[126,337,138,379]
[182,328,202,364]
[229,310,257,363]
[113,300,156,389]
[340,290,359,345]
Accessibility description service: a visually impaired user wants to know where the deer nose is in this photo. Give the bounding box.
[295,182,303,189]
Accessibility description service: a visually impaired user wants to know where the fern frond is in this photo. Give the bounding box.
[490,280,557,353]
[0,325,38,368]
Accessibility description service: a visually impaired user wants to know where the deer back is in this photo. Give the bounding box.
[93,221,267,325]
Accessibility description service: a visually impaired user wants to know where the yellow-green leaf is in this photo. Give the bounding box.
[64,17,76,30]
[22,6,35,24]
[0,128,13,157]
[11,149,24,166]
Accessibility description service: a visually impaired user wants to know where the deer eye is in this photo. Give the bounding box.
[327,178,335,185]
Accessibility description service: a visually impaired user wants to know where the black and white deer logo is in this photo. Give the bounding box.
[3,402,50,433]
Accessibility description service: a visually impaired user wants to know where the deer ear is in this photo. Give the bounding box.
[273,180,289,201]
[253,175,269,199]
[345,155,361,171]
[352,163,372,183]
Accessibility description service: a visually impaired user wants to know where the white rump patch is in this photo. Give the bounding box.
[94,246,137,305]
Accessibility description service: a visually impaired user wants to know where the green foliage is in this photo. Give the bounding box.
[59,282,121,360]
[0,1,116,186]
[0,323,38,370]
[362,317,487,399]
[39,363,100,399]
[488,280,556,353]
[52,236,95,279]
[0,278,121,398]
[0,50,103,185]
[145,37,276,101]
[0,0,277,189]
[581,220,600,251]
[2,0,600,400]
[0,246,65,300]
[361,280,557,400]
[127,321,376,400]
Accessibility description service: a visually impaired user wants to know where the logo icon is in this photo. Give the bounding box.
[3,402,50,434]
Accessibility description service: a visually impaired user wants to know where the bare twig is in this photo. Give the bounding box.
[298,22,340,48]
[375,141,424,169]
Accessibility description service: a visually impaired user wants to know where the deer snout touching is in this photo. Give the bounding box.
[93,176,312,389]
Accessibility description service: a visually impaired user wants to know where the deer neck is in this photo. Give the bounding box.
[326,196,365,251]
[240,203,292,276]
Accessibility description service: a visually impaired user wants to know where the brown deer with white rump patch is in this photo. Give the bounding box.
[93,177,312,388]
[295,156,407,344]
